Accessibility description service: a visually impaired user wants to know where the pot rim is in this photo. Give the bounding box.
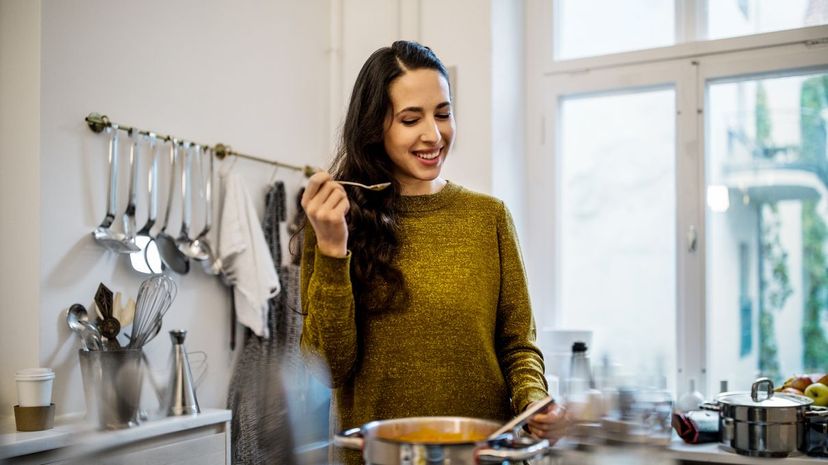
[360,416,502,445]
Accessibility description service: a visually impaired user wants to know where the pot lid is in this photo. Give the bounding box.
[717,377,813,408]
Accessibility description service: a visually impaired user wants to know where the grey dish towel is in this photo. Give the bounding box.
[227,181,302,465]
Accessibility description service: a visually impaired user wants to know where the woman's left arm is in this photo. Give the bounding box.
[494,201,549,414]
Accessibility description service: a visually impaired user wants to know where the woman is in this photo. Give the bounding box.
[300,40,566,464]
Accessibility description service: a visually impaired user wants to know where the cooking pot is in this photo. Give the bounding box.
[334,416,556,464]
[702,377,828,458]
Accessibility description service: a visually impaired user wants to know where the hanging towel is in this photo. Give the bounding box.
[219,171,280,338]
[228,181,299,465]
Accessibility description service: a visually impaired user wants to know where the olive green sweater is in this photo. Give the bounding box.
[300,182,547,462]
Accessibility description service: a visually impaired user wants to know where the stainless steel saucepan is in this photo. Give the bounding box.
[334,396,557,464]
[702,377,828,458]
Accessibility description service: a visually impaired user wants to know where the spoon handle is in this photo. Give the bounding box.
[488,395,555,439]
[337,180,391,191]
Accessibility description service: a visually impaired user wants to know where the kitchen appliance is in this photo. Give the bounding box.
[702,377,828,457]
[334,397,557,464]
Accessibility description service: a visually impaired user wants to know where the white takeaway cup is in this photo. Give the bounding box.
[16,368,55,407]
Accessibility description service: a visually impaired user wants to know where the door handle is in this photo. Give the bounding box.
[687,225,697,253]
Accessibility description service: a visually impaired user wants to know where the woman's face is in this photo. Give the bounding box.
[383,68,455,195]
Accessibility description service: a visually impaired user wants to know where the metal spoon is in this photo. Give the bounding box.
[155,140,190,274]
[66,304,103,351]
[337,181,391,191]
[130,134,164,274]
[92,126,137,253]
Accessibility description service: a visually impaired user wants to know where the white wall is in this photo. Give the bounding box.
[2,0,331,420]
[338,0,501,198]
[0,0,42,416]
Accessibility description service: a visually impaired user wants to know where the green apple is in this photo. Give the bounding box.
[804,382,828,407]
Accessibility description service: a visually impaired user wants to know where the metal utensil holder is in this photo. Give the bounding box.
[78,348,144,429]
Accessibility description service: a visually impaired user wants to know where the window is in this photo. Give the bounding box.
[706,71,828,390]
[559,89,677,390]
[529,1,828,397]
[554,0,675,60]
[707,0,828,40]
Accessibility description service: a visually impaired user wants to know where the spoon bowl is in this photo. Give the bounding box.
[66,304,103,350]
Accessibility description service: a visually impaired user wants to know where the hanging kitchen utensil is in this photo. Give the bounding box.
[155,141,190,274]
[119,129,141,253]
[92,126,139,253]
[184,146,219,268]
[130,133,164,274]
[177,144,205,260]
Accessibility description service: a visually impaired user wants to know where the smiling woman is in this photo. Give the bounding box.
[297,40,566,465]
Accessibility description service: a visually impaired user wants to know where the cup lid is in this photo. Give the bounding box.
[16,368,55,381]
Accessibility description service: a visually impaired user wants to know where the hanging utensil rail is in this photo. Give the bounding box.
[85,112,316,177]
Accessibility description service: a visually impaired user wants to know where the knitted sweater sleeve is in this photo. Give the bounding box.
[299,227,359,388]
[495,201,549,414]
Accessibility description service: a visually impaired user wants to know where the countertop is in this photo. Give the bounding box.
[667,440,827,464]
[0,408,231,460]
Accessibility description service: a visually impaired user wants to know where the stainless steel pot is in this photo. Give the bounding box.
[334,416,555,464]
[702,377,828,458]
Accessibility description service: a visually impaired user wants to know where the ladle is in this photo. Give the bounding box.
[200,147,222,275]
[92,126,138,253]
[184,146,219,269]
[176,144,205,260]
[66,304,103,351]
[130,134,164,274]
[155,141,190,274]
[118,130,142,253]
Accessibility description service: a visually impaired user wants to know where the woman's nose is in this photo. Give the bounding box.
[420,119,442,143]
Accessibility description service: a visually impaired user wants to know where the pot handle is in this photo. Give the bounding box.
[475,437,553,463]
[721,417,735,441]
[333,427,364,450]
[806,407,828,418]
[700,401,720,412]
[751,377,774,402]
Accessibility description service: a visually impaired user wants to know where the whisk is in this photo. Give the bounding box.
[128,274,177,349]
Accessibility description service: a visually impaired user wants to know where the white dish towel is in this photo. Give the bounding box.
[219,172,280,338]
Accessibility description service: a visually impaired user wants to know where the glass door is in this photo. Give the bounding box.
[558,88,677,390]
[705,69,828,392]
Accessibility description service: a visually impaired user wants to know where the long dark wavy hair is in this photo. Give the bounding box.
[330,40,450,312]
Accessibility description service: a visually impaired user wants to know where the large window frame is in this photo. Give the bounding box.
[525,0,828,397]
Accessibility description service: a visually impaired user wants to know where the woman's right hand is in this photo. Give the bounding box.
[301,171,350,258]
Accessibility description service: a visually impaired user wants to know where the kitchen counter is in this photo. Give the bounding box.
[668,440,827,464]
[0,408,231,464]
[548,438,827,465]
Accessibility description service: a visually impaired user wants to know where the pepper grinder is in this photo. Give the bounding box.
[167,329,200,416]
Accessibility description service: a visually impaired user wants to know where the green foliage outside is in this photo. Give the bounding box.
[799,75,828,371]
[759,203,789,382]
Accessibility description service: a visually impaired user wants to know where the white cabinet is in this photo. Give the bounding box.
[0,409,231,465]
